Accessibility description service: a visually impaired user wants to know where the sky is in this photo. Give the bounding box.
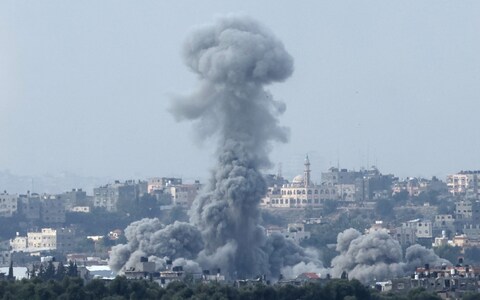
[1,1,479,185]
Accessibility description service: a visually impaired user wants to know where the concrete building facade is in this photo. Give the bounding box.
[0,192,18,217]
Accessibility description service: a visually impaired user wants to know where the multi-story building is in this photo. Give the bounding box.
[27,228,57,251]
[455,200,480,222]
[10,235,28,251]
[41,195,66,223]
[321,167,361,185]
[15,227,75,253]
[433,214,455,236]
[354,168,394,201]
[56,227,75,253]
[57,189,87,211]
[168,181,202,207]
[392,226,416,247]
[18,193,41,221]
[400,219,433,245]
[148,177,182,193]
[321,168,361,201]
[0,192,18,217]
[447,171,480,197]
[93,180,145,213]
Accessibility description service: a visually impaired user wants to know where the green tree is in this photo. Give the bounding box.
[323,199,339,215]
[56,262,66,280]
[85,279,108,299]
[44,261,56,280]
[434,245,462,264]
[375,199,394,218]
[7,261,13,281]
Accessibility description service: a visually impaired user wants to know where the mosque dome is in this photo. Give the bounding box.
[292,175,304,184]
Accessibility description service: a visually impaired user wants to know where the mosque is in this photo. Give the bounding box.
[261,156,334,208]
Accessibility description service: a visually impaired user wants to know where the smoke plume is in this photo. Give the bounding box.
[109,218,203,272]
[170,14,308,278]
[331,228,451,283]
[109,15,323,279]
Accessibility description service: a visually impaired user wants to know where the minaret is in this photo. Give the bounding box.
[304,155,311,187]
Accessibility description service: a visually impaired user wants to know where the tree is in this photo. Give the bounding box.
[434,245,462,264]
[375,199,394,218]
[323,199,339,215]
[393,190,409,204]
[7,261,14,281]
[44,261,56,280]
[67,261,78,277]
[56,262,66,280]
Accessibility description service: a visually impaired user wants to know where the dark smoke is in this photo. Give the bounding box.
[331,228,450,283]
[171,14,304,278]
[109,14,323,279]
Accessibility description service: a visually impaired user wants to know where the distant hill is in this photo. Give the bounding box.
[0,170,110,195]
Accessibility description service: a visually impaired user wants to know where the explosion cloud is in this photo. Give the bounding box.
[331,228,451,283]
[110,14,322,279]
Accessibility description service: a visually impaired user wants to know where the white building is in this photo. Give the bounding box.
[27,228,57,250]
[10,235,28,251]
[14,227,75,253]
[447,171,480,196]
[262,156,323,208]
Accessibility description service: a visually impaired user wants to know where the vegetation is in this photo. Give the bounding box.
[0,277,452,300]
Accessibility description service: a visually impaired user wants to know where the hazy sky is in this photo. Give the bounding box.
[1,1,479,183]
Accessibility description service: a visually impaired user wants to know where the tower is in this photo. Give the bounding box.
[304,155,311,187]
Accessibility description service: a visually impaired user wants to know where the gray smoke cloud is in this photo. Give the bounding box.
[331,228,451,283]
[109,218,203,272]
[171,14,323,278]
[109,14,324,279]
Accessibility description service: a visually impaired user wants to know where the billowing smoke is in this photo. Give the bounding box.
[331,228,450,283]
[109,14,323,279]
[109,218,203,272]
[171,14,314,278]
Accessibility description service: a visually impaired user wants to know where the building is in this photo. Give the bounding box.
[392,226,416,247]
[433,214,455,237]
[0,251,11,266]
[15,227,75,253]
[266,223,311,244]
[354,167,394,202]
[434,231,449,247]
[56,227,75,253]
[18,193,41,221]
[41,195,66,223]
[0,192,18,217]
[366,221,389,234]
[262,156,324,208]
[455,200,480,222]
[168,181,202,207]
[388,265,480,299]
[10,235,28,251]
[71,206,90,213]
[27,228,57,251]
[447,171,480,197]
[148,177,182,193]
[57,189,87,211]
[93,180,145,213]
